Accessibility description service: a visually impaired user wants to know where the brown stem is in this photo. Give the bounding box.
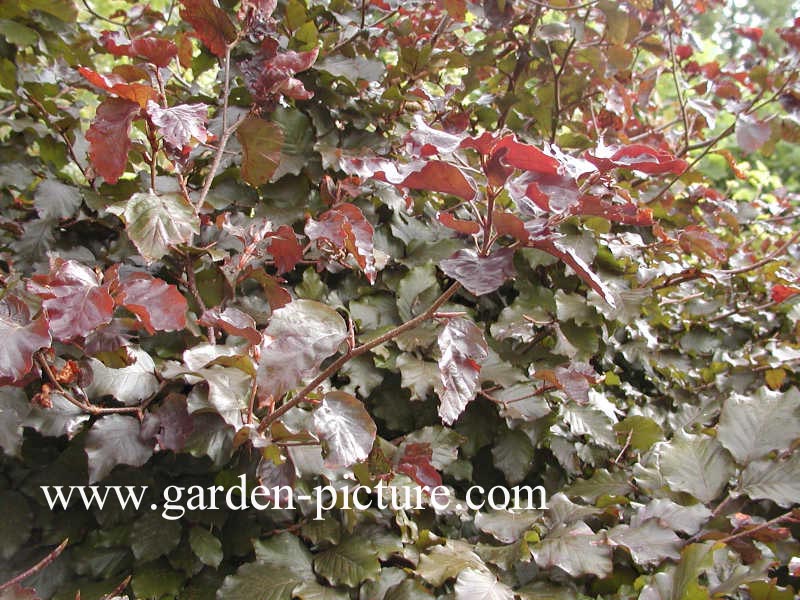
[0,538,69,592]
[258,281,461,433]
[524,0,598,10]
[668,31,690,154]
[35,354,140,416]
[716,510,798,545]
[25,92,94,185]
[183,254,216,344]
[196,43,244,211]
[718,229,800,276]
[549,37,576,145]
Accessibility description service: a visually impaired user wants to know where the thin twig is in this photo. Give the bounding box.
[716,510,798,545]
[0,539,69,592]
[667,31,690,154]
[549,37,576,145]
[524,0,598,10]
[196,43,244,211]
[24,92,94,185]
[717,229,800,276]
[183,253,216,344]
[99,576,132,600]
[35,354,140,415]
[258,281,461,433]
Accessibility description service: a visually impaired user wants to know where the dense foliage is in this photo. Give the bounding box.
[1,0,800,598]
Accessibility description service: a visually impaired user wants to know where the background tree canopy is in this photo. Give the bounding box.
[1,0,800,599]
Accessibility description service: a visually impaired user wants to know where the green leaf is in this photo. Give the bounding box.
[316,56,386,82]
[272,107,314,179]
[236,116,283,186]
[0,491,31,560]
[491,429,535,484]
[530,521,612,578]
[397,263,440,322]
[216,563,300,600]
[0,19,38,46]
[566,468,633,502]
[638,543,714,600]
[718,388,800,464]
[655,432,735,503]
[312,536,381,588]
[740,454,800,507]
[131,511,182,561]
[0,387,29,456]
[416,540,487,586]
[454,568,515,600]
[122,190,199,262]
[253,532,313,577]
[189,527,223,568]
[34,178,81,219]
[131,562,185,599]
[613,415,664,451]
[293,581,350,600]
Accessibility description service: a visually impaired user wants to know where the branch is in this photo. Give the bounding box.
[549,37,576,145]
[716,510,799,545]
[717,229,800,276]
[258,281,461,433]
[196,43,244,211]
[0,538,69,592]
[667,31,690,154]
[35,353,165,417]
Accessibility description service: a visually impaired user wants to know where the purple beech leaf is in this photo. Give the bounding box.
[0,296,51,383]
[257,300,347,403]
[236,116,283,186]
[199,306,262,346]
[107,265,188,333]
[528,236,616,308]
[28,258,115,342]
[305,203,377,283]
[85,414,155,483]
[85,97,140,184]
[313,391,377,468]
[439,248,515,296]
[437,318,489,425]
[141,394,194,452]
[146,101,210,149]
[736,114,771,154]
[179,0,237,57]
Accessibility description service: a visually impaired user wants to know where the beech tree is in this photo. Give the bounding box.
[1,0,800,598]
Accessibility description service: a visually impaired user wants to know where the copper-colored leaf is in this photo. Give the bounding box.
[199,306,261,345]
[78,66,157,107]
[28,258,115,341]
[437,211,480,235]
[107,266,188,333]
[306,203,376,283]
[678,226,728,261]
[179,0,237,57]
[266,224,303,275]
[396,442,442,488]
[85,97,140,184]
[99,30,178,67]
